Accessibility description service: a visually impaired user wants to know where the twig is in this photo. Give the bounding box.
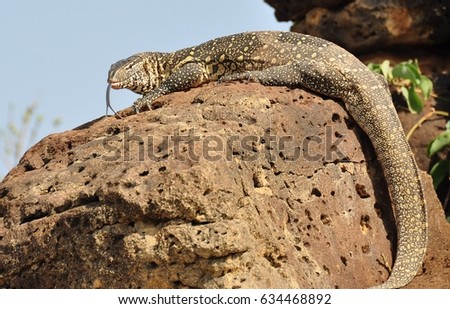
[406,109,449,141]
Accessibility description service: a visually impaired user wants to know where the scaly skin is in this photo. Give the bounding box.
[107,31,427,288]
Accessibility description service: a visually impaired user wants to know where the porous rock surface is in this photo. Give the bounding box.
[0,82,448,288]
[265,0,450,52]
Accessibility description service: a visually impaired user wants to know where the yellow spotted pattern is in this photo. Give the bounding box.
[108,31,428,289]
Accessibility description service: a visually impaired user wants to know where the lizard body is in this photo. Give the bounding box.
[107,31,427,288]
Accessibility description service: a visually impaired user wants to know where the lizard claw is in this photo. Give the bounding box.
[132,97,147,114]
[132,96,162,113]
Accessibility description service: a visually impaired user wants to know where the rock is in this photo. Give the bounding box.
[0,81,448,288]
[265,0,450,52]
[266,0,450,214]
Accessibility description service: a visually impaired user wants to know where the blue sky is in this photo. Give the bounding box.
[0,0,290,176]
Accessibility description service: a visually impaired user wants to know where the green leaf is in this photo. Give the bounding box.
[411,59,421,73]
[401,85,423,113]
[367,60,393,80]
[428,130,450,157]
[405,60,422,75]
[418,75,433,100]
[367,63,378,70]
[392,63,421,85]
[429,160,450,189]
[380,60,392,80]
[367,63,381,74]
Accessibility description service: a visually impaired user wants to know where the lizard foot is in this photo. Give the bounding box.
[132,97,157,113]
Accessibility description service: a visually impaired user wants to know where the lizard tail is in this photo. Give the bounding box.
[371,142,428,288]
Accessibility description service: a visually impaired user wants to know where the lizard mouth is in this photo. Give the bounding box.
[109,82,123,89]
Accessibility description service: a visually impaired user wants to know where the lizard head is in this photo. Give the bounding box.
[107,53,161,95]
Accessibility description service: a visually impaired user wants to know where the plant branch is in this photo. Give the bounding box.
[406,109,449,141]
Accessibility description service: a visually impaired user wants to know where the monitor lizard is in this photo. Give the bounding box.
[107,31,427,288]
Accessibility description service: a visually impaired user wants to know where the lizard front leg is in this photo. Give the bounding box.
[134,62,208,113]
[133,88,168,113]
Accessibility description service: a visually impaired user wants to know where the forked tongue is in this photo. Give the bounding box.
[105,84,122,118]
